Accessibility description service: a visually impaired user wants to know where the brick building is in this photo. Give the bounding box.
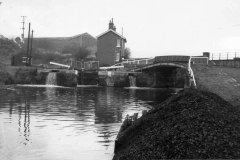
[97,19,127,66]
[29,32,97,57]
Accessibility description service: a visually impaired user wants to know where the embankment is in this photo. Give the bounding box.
[113,89,240,159]
[192,64,240,106]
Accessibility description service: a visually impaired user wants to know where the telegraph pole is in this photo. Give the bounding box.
[21,16,26,39]
[29,30,34,66]
[26,23,31,66]
[121,27,124,61]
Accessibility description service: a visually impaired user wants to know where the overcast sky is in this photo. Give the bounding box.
[1,0,240,57]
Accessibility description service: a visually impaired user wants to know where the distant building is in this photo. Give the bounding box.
[97,19,127,66]
[27,32,97,58]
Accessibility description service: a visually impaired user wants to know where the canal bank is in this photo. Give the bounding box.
[113,89,240,159]
[192,64,240,106]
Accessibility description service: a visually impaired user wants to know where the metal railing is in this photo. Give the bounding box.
[211,52,240,60]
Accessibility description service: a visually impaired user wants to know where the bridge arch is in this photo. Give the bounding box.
[133,62,187,72]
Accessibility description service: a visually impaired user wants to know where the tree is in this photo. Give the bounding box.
[73,47,89,60]
[62,45,90,61]
[123,47,131,59]
[15,37,23,47]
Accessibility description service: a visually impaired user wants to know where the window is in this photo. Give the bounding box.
[116,39,121,47]
[115,53,120,62]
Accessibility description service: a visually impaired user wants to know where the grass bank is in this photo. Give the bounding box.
[113,89,240,159]
[192,64,240,106]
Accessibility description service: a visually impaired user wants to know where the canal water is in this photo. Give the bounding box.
[0,86,174,160]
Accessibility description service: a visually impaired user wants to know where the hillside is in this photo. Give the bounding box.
[0,35,21,65]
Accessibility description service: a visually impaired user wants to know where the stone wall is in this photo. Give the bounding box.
[98,68,188,88]
[78,71,98,85]
[98,71,130,87]
[213,60,240,68]
[56,70,77,87]
[14,67,48,84]
[136,67,187,88]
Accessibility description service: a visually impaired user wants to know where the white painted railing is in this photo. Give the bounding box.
[114,58,154,66]
[188,57,197,87]
[50,62,70,69]
[67,60,99,70]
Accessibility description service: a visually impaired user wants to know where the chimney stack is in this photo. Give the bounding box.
[108,18,116,31]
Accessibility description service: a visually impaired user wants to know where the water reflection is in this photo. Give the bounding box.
[0,86,173,160]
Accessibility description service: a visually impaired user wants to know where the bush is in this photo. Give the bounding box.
[12,48,70,66]
[0,37,20,55]
[62,45,90,61]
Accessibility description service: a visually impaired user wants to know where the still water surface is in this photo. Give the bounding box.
[0,86,173,160]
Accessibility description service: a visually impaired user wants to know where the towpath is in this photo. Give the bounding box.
[192,65,240,106]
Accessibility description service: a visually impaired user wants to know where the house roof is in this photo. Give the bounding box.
[97,29,127,42]
[70,32,96,40]
[30,32,96,40]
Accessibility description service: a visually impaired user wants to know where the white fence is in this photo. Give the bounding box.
[211,52,240,60]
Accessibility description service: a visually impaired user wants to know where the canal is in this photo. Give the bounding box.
[0,86,174,160]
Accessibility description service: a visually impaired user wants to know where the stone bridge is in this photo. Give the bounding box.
[116,55,196,88]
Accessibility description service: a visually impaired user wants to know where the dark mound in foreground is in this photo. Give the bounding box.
[113,89,240,159]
